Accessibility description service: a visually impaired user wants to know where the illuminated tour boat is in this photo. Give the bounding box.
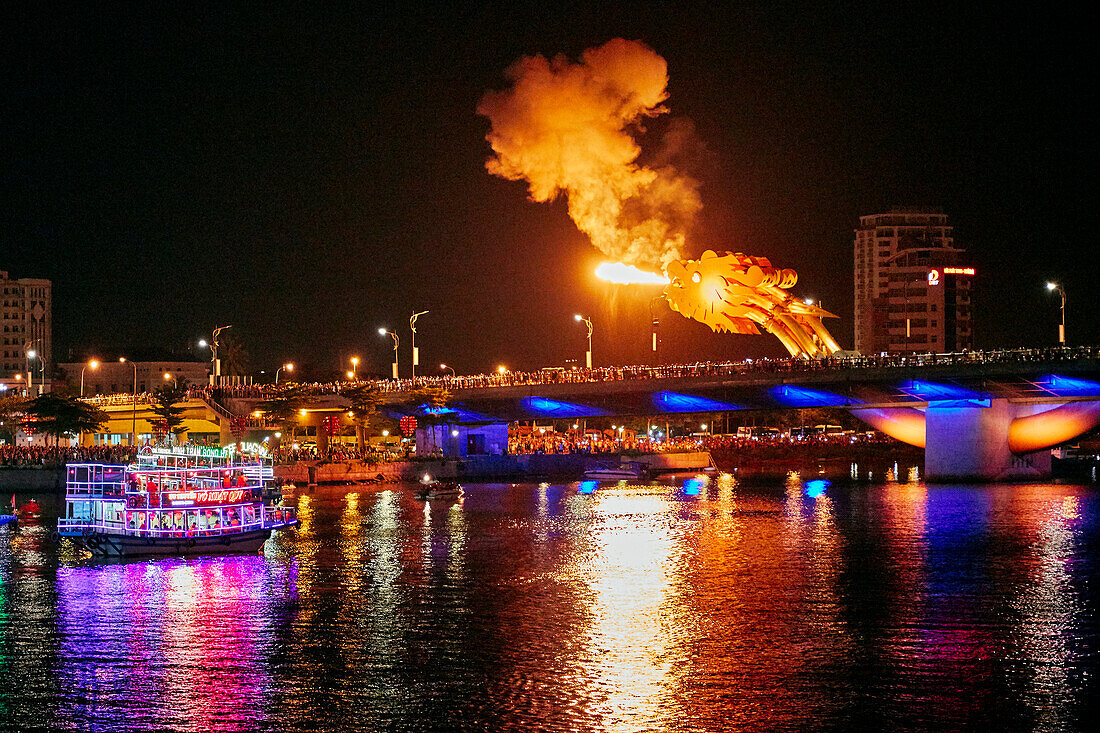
[57,445,297,557]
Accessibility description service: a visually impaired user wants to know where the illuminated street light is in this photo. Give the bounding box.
[1046,282,1066,344]
[346,371,355,380]
[497,365,507,375]
[379,328,399,379]
[350,356,360,381]
[119,357,137,446]
[574,314,593,368]
[410,310,428,378]
[275,362,293,383]
[80,359,100,398]
[440,363,456,377]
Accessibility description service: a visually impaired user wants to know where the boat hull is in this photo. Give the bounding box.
[62,528,276,557]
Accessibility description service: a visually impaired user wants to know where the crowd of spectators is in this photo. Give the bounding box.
[0,444,136,468]
[75,346,1096,404]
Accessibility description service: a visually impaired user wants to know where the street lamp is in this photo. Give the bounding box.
[574,314,593,368]
[119,357,137,447]
[25,348,38,396]
[208,324,232,386]
[350,356,360,381]
[275,363,293,384]
[1046,282,1066,345]
[346,371,355,380]
[440,363,456,377]
[497,365,507,375]
[409,310,428,378]
[379,328,399,379]
[80,359,100,398]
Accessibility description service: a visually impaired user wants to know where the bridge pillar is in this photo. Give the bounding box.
[925,398,1050,482]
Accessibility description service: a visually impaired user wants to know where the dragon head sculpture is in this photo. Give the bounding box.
[662,250,840,358]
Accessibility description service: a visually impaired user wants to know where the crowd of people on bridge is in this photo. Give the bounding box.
[74,345,1097,403]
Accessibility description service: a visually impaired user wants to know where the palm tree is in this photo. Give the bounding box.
[150,378,190,441]
[24,393,109,446]
[405,386,453,454]
[257,385,305,444]
[0,394,27,444]
[341,383,383,453]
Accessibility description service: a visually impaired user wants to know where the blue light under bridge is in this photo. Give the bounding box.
[520,396,609,418]
[653,391,742,413]
[1037,374,1100,397]
[769,385,851,407]
[898,380,982,401]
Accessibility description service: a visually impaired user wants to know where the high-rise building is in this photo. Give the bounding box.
[853,209,973,354]
[1,270,52,391]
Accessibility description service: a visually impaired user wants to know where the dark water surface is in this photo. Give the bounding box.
[1,475,1098,732]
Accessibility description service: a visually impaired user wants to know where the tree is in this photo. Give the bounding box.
[0,394,27,444]
[405,386,453,454]
[24,393,109,445]
[257,386,305,442]
[151,378,190,438]
[219,332,251,376]
[341,382,383,452]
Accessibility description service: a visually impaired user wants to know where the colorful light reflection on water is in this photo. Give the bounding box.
[0,477,1097,731]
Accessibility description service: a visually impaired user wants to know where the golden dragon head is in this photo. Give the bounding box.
[661,250,839,357]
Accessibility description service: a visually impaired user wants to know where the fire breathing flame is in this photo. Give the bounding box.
[478,39,701,270]
[594,262,670,285]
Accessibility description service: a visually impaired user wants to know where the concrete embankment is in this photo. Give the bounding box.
[0,467,65,492]
[274,451,714,484]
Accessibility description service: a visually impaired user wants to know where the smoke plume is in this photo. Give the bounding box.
[478,39,701,270]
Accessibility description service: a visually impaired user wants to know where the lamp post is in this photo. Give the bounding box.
[574,314,593,368]
[440,363,456,377]
[1046,282,1066,345]
[26,348,38,396]
[275,363,293,384]
[119,357,137,446]
[649,297,664,365]
[209,325,232,386]
[80,359,101,398]
[379,328,399,379]
[350,356,360,381]
[409,310,428,378]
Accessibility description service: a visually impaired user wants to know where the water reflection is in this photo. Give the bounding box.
[0,479,1096,731]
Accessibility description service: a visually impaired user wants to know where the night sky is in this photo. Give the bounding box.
[3,3,1096,379]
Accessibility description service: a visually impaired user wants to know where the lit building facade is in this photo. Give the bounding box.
[853,209,973,354]
[1,270,52,391]
[57,361,210,396]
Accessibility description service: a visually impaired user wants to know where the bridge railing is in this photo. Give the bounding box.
[80,346,1100,402]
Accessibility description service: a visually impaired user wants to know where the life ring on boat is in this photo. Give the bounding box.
[186,538,196,548]
[145,537,155,546]
[222,537,232,546]
[49,530,60,542]
[86,535,101,552]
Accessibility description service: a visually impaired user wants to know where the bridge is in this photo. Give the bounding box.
[87,347,1100,483]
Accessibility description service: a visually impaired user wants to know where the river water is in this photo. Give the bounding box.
[1,474,1097,732]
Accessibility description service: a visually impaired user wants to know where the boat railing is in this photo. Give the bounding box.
[263,505,297,528]
[58,517,269,536]
[65,480,127,497]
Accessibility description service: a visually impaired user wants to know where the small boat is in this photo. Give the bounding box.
[57,446,297,557]
[583,462,646,481]
[17,498,41,521]
[414,475,463,500]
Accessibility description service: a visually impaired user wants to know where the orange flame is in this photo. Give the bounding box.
[594,262,670,285]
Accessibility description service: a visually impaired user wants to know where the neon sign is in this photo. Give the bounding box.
[165,489,247,506]
[927,269,940,285]
[943,266,975,275]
